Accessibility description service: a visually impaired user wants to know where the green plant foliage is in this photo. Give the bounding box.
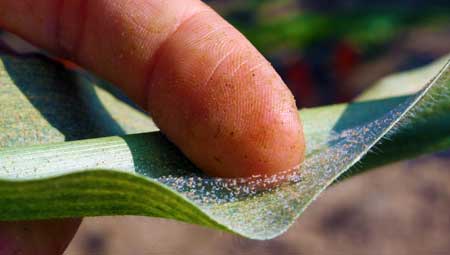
[0,53,448,239]
[229,7,450,53]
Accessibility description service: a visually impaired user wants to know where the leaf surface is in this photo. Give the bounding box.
[0,53,449,239]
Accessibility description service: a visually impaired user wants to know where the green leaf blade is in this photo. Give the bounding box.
[0,53,448,239]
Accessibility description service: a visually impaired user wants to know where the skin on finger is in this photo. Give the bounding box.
[0,0,305,177]
[0,218,81,255]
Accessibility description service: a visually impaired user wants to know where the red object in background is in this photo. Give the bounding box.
[332,41,360,80]
[332,41,361,102]
[286,59,318,107]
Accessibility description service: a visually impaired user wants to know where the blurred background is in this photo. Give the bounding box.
[2,0,450,254]
[206,0,450,108]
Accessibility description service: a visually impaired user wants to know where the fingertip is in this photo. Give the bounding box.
[147,9,305,178]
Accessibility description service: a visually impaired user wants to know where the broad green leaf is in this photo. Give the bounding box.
[0,52,449,239]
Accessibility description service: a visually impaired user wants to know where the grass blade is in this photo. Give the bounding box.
[0,53,448,239]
